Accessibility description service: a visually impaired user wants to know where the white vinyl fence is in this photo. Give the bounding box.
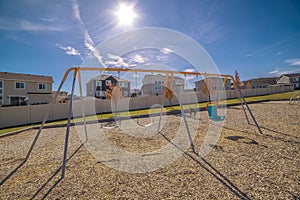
[0,86,294,129]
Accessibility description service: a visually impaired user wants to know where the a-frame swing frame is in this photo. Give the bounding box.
[60,67,264,178]
[0,67,263,185]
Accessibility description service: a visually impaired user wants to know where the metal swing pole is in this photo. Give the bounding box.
[24,73,68,162]
[235,83,263,134]
[134,71,140,125]
[0,68,75,186]
[98,69,103,128]
[77,69,88,143]
[157,73,168,134]
[232,79,251,124]
[239,98,251,124]
[61,68,78,179]
[172,73,195,153]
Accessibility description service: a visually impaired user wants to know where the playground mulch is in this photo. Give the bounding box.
[0,101,299,199]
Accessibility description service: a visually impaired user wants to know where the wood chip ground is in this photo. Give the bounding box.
[0,101,299,199]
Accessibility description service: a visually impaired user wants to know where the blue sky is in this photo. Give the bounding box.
[0,0,300,91]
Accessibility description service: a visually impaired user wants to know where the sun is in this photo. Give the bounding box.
[115,3,136,26]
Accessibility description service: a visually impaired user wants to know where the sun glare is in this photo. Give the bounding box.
[115,3,136,26]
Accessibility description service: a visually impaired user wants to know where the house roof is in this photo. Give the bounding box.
[89,75,129,82]
[142,74,184,83]
[195,77,231,83]
[281,73,300,78]
[0,71,54,83]
[244,76,278,82]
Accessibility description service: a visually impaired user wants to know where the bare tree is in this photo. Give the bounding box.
[202,77,211,102]
[164,85,174,107]
[106,82,123,117]
[233,70,243,89]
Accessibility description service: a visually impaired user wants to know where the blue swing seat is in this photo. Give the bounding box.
[207,104,225,121]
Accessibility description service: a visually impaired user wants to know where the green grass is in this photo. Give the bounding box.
[220,91,297,105]
[0,91,297,135]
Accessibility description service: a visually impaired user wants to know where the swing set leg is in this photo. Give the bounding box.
[235,85,263,134]
[61,70,77,179]
[240,99,250,124]
[173,80,195,153]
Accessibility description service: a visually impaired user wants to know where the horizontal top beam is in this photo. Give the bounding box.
[62,67,236,83]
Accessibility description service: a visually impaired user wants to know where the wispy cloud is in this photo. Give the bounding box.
[72,0,104,64]
[244,35,297,57]
[103,53,146,68]
[285,58,300,66]
[193,22,224,44]
[56,44,82,59]
[0,18,65,31]
[72,1,82,23]
[160,47,174,54]
[156,55,169,61]
[104,54,129,68]
[184,68,196,72]
[278,68,300,75]
[127,54,146,67]
[267,58,300,75]
[267,66,300,75]
[267,68,280,75]
[132,54,145,64]
[40,17,56,22]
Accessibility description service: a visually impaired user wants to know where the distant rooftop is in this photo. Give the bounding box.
[142,73,184,83]
[88,74,129,82]
[244,76,278,81]
[0,71,54,83]
[281,73,300,77]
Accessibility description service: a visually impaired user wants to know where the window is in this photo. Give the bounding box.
[119,82,127,87]
[9,96,28,106]
[96,91,105,97]
[16,82,25,89]
[96,81,102,86]
[0,80,2,88]
[123,91,128,96]
[176,80,182,84]
[38,83,47,90]
[0,96,2,106]
[293,77,299,81]
[96,91,101,97]
[106,80,111,86]
[154,86,162,90]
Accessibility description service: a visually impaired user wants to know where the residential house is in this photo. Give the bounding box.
[242,77,278,89]
[276,73,300,89]
[86,75,130,98]
[195,77,231,92]
[0,72,53,106]
[141,74,184,96]
[130,88,143,97]
[53,91,68,103]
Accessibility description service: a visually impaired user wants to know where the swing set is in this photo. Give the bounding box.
[0,66,263,184]
[59,67,263,177]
